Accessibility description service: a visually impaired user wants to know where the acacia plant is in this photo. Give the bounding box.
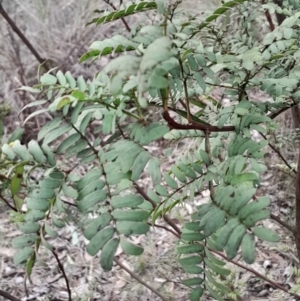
[2,0,300,300]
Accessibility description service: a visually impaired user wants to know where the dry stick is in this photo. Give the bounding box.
[0,289,21,301]
[114,258,170,301]
[0,4,50,71]
[52,250,72,301]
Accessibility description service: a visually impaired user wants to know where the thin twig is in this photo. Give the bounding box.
[61,199,76,207]
[102,0,131,32]
[0,194,17,211]
[134,183,181,234]
[52,250,72,301]
[114,258,170,301]
[260,132,296,173]
[134,183,157,208]
[150,222,180,238]
[178,57,191,122]
[163,215,181,234]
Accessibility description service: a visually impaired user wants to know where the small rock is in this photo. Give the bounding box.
[15,276,23,284]
[263,260,272,269]
[257,289,269,297]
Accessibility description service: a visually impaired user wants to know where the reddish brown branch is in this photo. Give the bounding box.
[162,110,235,133]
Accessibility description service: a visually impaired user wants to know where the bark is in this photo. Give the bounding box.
[273,0,300,259]
[296,150,300,258]
[272,0,300,129]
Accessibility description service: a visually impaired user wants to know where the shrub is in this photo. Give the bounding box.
[1,0,300,300]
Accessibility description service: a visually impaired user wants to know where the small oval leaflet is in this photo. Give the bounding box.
[12,235,37,249]
[19,222,40,234]
[13,247,34,265]
[26,198,50,212]
[242,233,256,264]
[78,179,106,200]
[116,221,149,235]
[77,168,103,191]
[177,244,203,255]
[112,209,149,221]
[24,210,45,222]
[253,226,280,243]
[77,190,107,212]
[83,213,112,240]
[110,195,144,208]
[100,238,119,271]
[31,188,55,199]
[179,255,203,267]
[86,226,115,256]
[120,237,144,256]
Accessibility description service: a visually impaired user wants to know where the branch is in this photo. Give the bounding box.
[270,213,295,234]
[162,215,181,234]
[163,110,235,133]
[0,4,50,71]
[134,183,157,208]
[114,258,170,301]
[149,222,180,238]
[0,290,21,301]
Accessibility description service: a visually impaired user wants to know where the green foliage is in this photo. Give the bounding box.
[1,0,299,300]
